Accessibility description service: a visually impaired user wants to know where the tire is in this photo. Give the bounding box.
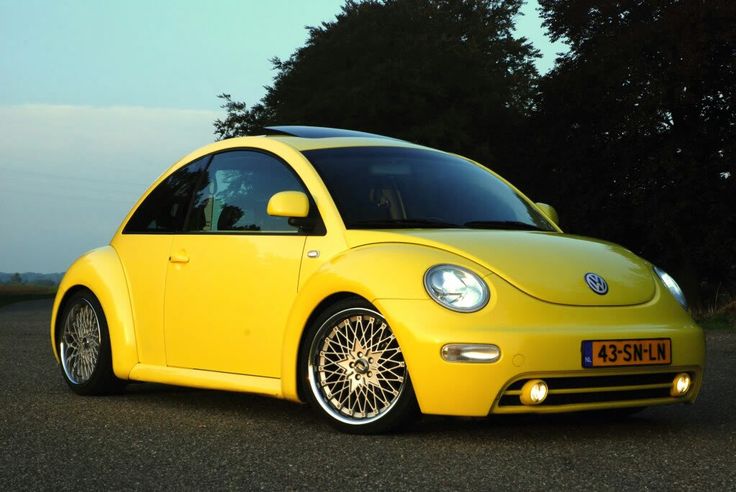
[57,290,124,395]
[300,298,419,434]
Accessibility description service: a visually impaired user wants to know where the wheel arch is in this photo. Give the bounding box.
[280,242,486,402]
[292,292,372,402]
[53,285,92,347]
[282,289,373,402]
[51,246,138,379]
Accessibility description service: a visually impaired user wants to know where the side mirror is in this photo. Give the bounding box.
[267,191,309,218]
[535,202,559,226]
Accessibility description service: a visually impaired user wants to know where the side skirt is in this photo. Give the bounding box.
[128,364,283,398]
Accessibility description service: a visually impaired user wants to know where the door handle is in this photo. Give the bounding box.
[169,254,190,264]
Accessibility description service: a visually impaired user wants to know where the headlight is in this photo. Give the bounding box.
[654,266,688,310]
[423,265,489,312]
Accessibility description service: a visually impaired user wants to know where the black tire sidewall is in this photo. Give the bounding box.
[299,298,418,434]
[57,290,120,395]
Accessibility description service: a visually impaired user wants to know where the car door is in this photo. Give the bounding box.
[163,150,309,378]
[112,156,210,366]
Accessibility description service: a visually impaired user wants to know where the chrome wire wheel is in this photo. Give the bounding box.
[60,299,102,385]
[308,307,408,426]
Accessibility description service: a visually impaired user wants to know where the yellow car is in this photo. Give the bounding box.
[50,126,705,433]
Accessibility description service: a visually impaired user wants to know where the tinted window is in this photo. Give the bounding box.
[124,157,209,233]
[187,150,307,233]
[303,147,554,231]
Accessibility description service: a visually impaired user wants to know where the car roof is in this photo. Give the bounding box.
[261,125,399,140]
[248,125,422,152]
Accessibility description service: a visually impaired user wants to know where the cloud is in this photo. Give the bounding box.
[0,104,219,272]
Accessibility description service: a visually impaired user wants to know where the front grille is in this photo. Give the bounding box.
[496,371,693,410]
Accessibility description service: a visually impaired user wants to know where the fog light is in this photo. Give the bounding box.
[671,373,691,397]
[520,379,548,405]
[441,344,500,363]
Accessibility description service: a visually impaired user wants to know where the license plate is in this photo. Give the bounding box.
[582,338,672,368]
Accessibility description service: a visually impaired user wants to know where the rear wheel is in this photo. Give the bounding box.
[300,298,418,434]
[58,290,123,395]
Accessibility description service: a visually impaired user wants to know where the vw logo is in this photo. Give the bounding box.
[584,273,608,295]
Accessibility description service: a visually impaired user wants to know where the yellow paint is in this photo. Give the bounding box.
[50,246,138,378]
[266,191,309,218]
[164,234,305,377]
[111,234,171,366]
[128,364,281,397]
[374,273,704,415]
[51,133,706,417]
[343,229,657,306]
[535,202,559,225]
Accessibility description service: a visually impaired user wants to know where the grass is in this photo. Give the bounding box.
[0,284,57,309]
[697,316,735,330]
[695,312,736,330]
[694,298,736,331]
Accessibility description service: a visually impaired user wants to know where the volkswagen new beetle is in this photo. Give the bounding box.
[51,126,705,433]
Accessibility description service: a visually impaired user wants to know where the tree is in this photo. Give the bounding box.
[10,273,22,284]
[214,0,540,177]
[215,0,736,304]
[529,0,736,304]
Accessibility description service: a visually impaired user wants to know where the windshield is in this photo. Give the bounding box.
[303,146,555,231]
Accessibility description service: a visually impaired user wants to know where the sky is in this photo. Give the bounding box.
[0,0,565,273]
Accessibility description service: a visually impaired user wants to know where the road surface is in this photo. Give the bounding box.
[1,299,734,490]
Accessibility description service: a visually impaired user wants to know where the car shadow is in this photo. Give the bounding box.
[115,381,697,439]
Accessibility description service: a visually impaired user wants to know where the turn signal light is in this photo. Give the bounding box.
[441,344,500,363]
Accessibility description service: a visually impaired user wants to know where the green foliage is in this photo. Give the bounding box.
[214,0,539,170]
[530,0,736,304]
[215,0,736,304]
[0,283,57,309]
[214,94,273,140]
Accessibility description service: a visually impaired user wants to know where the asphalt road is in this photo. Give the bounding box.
[1,299,734,491]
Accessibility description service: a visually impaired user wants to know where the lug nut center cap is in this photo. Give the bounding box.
[354,358,370,374]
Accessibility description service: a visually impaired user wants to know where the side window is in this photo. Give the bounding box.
[123,157,209,233]
[187,150,307,234]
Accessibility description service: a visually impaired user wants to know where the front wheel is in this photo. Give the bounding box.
[57,290,123,395]
[300,299,418,434]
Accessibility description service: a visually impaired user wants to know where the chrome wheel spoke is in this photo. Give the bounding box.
[60,300,102,385]
[310,308,407,423]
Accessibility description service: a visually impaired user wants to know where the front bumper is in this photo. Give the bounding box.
[374,275,705,417]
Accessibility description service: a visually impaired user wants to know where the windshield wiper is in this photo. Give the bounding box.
[349,218,462,229]
[463,220,545,231]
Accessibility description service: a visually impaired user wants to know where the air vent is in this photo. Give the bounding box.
[495,371,695,411]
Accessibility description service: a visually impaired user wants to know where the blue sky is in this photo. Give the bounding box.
[0,0,565,273]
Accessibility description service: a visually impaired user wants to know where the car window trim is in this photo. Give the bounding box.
[123,147,326,237]
[181,153,213,234]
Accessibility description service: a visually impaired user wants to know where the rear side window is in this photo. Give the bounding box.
[123,157,209,233]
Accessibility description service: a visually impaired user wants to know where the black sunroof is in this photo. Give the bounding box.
[262,125,395,140]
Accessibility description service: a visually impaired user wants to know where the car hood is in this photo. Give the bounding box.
[345,229,656,306]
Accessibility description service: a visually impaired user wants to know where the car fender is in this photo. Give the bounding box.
[280,242,490,401]
[50,245,138,379]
